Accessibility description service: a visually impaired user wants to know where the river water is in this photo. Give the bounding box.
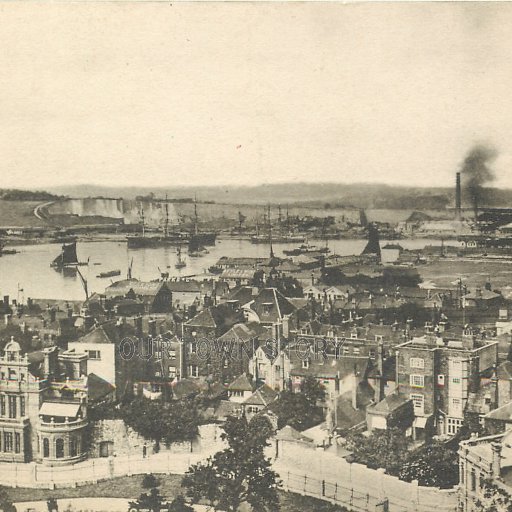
[0,238,451,301]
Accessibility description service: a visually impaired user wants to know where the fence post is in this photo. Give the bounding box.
[321,479,325,497]
[334,482,338,501]
[304,474,307,493]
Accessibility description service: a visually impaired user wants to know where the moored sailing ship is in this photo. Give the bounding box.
[50,241,88,269]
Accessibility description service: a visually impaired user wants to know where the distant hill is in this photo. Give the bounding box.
[0,188,63,202]
[42,183,506,209]
[12,182,512,210]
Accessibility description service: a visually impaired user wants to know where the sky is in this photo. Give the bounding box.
[1,2,512,190]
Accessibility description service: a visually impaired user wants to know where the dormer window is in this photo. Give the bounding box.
[263,302,273,315]
[302,359,310,369]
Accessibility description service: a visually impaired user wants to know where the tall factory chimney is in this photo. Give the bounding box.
[455,172,462,221]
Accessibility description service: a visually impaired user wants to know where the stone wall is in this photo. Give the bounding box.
[89,420,220,458]
[273,437,459,512]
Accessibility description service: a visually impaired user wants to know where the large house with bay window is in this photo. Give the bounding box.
[0,338,89,465]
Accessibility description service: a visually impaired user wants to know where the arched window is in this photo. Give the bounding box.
[55,438,64,458]
[70,437,77,457]
[470,468,477,492]
[43,438,50,458]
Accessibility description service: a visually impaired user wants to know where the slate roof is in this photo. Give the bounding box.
[87,373,116,402]
[276,425,314,444]
[368,393,410,414]
[243,384,278,407]
[105,279,168,298]
[289,353,370,380]
[228,372,254,392]
[250,288,297,324]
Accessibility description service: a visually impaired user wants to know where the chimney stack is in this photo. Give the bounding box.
[455,172,462,221]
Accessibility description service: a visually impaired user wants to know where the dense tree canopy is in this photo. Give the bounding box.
[183,416,280,512]
[346,428,410,476]
[120,398,200,447]
[399,441,459,488]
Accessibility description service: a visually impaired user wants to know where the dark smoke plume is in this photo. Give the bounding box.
[461,144,498,219]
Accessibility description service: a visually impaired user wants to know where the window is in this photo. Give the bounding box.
[190,342,197,354]
[56,438,64,458]
[302,359,310,369]
[43,438,50,458]
[410,375,425,388]
[275,365,281,373]
[375,335,383,342]
[4,432,13,452]
[8,396,16,418]
[447,417,463,435]
[369,349,376,358]
[470,469,476,492]
[452,377,461,384]
[70,437,78,457]
[15,433,20,454]
[86,350,101,360]
[410,393,425,414]
[168,350,176,358]
[438,375,445,386]
[410,358,425,369]
[189,365,199,378]
[155,371,161,377]
[0,395,5,416]
[353,347,360,355]
[168,366,176,377]
[20,397,25,417]
[8,369,16,380]
[350,332,358,339]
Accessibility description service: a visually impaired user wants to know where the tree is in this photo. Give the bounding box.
[399,441,459,488]
[183,416,280,512]
[142,473,159,489]
[0,487,15,512]
[128,487,168,512]
[167,495,194,512]
[301,376,326,406]
[346,428,410,476]
[121,398,200,449]
[271,390,324,431]
[475,481,512,512]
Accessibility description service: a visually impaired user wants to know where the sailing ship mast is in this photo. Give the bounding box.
[164,194,169,238]
[268,204,274,258]
[193,195,199,235]
[140,204,146,237]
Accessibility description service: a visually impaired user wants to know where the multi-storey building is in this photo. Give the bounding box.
[0,338,89,465]
[395,333,498,438]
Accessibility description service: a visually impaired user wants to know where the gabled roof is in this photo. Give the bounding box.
[368,393,409,414]
[185,308,218,328]
[167,280,201,293]
[485,401,512,421]
[87,373,116,402]
[227,286,259,306]
[289,353,371,380]
[499,361,512,380]
[73,321,134,345]
[105,279,168,298]
[171,378,201,400]
[228,372,254,392]
[185,303,242,332]
[217,322,268,344]
[243,384,278,407]
[276,425,314,443]
[250,288,297,324]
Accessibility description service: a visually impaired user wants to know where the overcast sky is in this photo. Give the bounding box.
[1,2,512,189]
